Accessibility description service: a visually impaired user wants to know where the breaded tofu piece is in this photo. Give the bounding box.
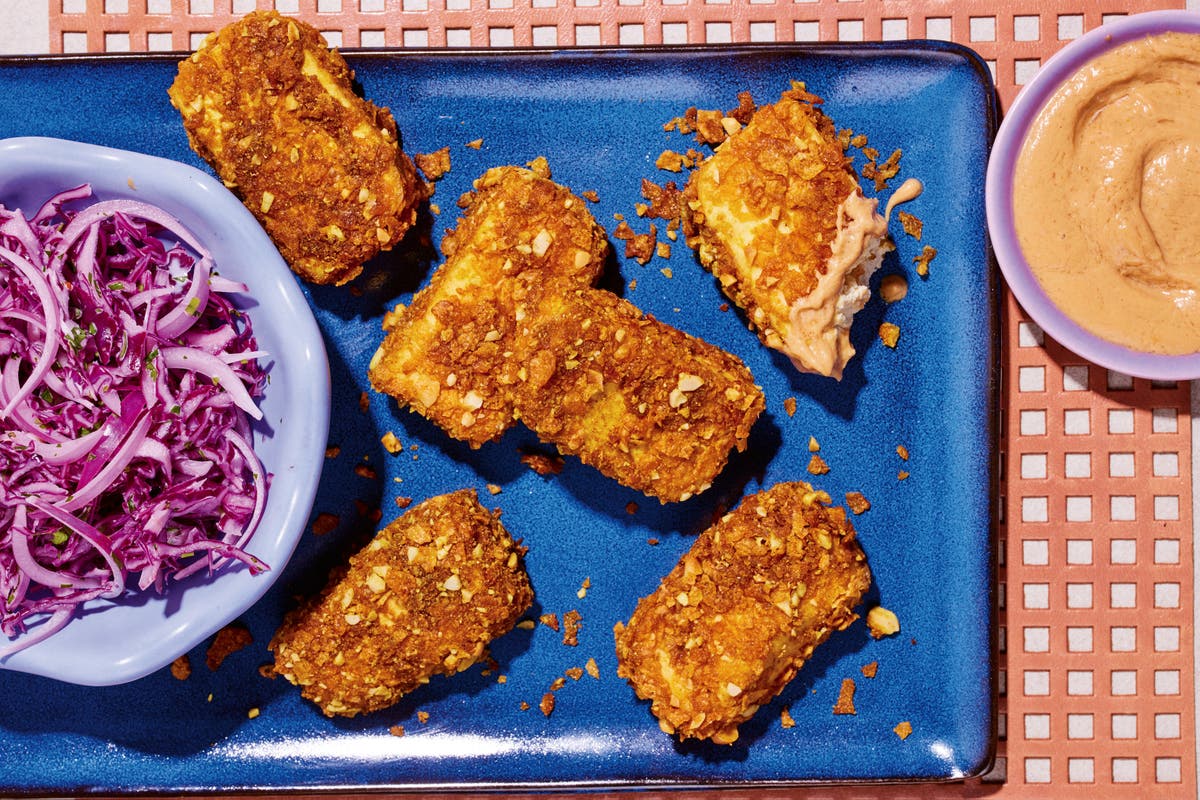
[613,482,872,744]
[514,285,763,502]
[369,161,763,503]
[269,490,533,717]
[369,161,607,445]
[683,84,892,379]
[168,11,424,285]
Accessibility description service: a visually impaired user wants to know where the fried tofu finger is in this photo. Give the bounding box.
[614,482,872,744]
[169,11,424,285]
[269,490,533,717]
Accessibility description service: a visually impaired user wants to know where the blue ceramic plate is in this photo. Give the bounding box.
[0,43,996,791]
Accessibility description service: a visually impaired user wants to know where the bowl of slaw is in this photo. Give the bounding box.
[0,137,330,685]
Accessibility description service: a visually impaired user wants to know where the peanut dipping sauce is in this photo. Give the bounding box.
[1013,31,1200,355]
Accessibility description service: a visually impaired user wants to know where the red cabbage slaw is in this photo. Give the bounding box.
[0,186,270,658]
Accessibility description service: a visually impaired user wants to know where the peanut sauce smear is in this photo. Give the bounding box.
[1013,31,1200,355]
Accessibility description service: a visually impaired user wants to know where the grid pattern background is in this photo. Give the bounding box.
[42,0,1198,796]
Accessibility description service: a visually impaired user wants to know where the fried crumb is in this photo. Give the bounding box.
[577,576,591,599]
[647,537,659,546]
[466,138,483,149]
[520,450,564,476]
[548,676,567,692]
[783,397,797,418]
[808,436,820,452]
[207,623,253,670]
[718,302,729,312]
[170,655,192,680]
[879,274,909,303]
[248,707,260,719]
[395,496,413,509]
[837,128,853,149]
[625,501,639,515]
[845,492,871,515]
[867,606,901,639]
[517,619,536,630]
[417,710,430,724]
[540,613,561,632]
[850,133,868,149]
[354,463,378,480]
[519,701,531,711]
[312,512,340,536]
[430,203,440,215]
[655,149,688,172]
[562,609,582,646]
[894,721,913,740]
[660,267,672,278]
[879,322,900,349]
[780,707,796,729]
[582,189,600,202]
[641,179,684,221]
[913,245,937,277]
[359,391,369,413]
[258,662,277,679]
[585,657,600,679]
[381,431,403,454]
[540,692,556,717]
[897,210,923,240]
[862,146,880,161]
[656,243,672,260]
[861,661,879,679]
[414,146,451,181]
[497,674,507,684]
[612,219,658,265]
[565,666,585,681]
[896,444,909,460]
[325,445,341,459]
[486,483,502,495]
[628,278,637,291]
[389,724,406,737]
[832,678,857,715]
[898,470,910,481]
[807,454,830,475]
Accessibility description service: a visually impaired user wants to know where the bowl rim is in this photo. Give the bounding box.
[986,9,1200,380]
[0,136,331,685]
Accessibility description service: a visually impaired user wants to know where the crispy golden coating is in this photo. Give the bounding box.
[369,162,763,503]
[269,490,533,717]
[168,11,424,285]
[613,482,872,744]
[683,84,891,379]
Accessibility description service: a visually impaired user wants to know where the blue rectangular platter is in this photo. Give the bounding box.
[0,43,997,792]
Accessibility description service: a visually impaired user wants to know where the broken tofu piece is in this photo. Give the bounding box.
[683,84,892,379]
[613,481,872,744]
[269,489,533,717]
[168,11,424,285]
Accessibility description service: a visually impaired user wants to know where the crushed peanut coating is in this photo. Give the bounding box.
[168,11,424,285]
[269,489,533,717]
[370,163,763,503]
[614,482,872,744]
[683,84,892,379]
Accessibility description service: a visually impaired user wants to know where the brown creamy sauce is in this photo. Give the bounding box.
[1013,31,1200,355]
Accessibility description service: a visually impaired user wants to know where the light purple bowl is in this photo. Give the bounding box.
[987,10,1200,380]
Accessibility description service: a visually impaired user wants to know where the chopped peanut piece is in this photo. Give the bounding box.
[867,606,901,639]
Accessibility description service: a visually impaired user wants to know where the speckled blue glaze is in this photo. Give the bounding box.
[0,43,997,792]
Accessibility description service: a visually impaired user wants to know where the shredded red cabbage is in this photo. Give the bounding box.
[0,186,270,657]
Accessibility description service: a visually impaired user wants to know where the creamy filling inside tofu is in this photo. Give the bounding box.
[783,191,890,380]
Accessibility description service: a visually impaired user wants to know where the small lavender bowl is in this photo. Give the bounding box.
[0,137,330,685]
[987,10,1200,380]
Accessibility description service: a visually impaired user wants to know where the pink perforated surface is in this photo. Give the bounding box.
[41,0,1199,796]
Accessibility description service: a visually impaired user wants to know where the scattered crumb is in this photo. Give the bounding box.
[517,619,536,630]
[540,692,556,717]
[389,725,405,737]
[565,667,585,681]
[861,661,879,679]
[258,662,277,679]
[647,537,659,546]
[562,609,582,646]
[897,211,923,240]
[612,219,657,265]
[879,322,900,349]
[879,274,909,303]
[850,133,868,149]
[520,450,564,476]
[807,454,830,476]
[837,128,853,149]
[395,496,413,509]
[170,655,191,681]
[582,189,600,202]
[862,147,903,191]
[585,658,600,679]
[780,707,796,729]
[325,445,341,459]
[417,711,430,724]
[540,613,561,632]
[655,149,689,172]
[845,492,871,515]
[206,623,252,670]
[894,721,913,740]
[497,675,507,684]
[519,701,531,711]
[414,147,451,182]
[248,707,260,720]
[867,606,901,639]
[486,483,502,495]
[913,245,937,277]
[808,436,820,452]
[466,138,483,149]
[628,278,637,291]
[430,203,440,215]
[548,676,567,692]
[896,444,909,460]
[718,302,729,312]
[354,464,377,480]
[381,431,403,454]
[832,678,857,715]
[358,391,369,413]
[311,512,339,536]
[783,397,797,418]
[640,179,684,221]
[625,501,639,515]
[898,470,910,481]
[660,267,672,278]
[576,577,591,599]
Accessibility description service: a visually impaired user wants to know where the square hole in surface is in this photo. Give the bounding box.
[1068,713,1094,739]
[749,21,775,41]
[1067,670,1093,695]
[706,21,732,43]
[532,0,556,7]
[1023,583,1049,609]
[320,30,342,47]
[837,20,864,41]
[189,31,211,48]
[62,32,89,52]
[1024,626,1050,653]
[189,0,213,12]
[1066,539,1092,565]
[1065,496,1091,522]
[359,29,385,46]
[62,0,87,13]
[1063,365,1088,391]
[1155,713,1181,739]
[317,0,341,10]
[1108,408,1134,433]
[1109,452,1135,477]
[1157,758,1182,783]
[1059,13,1083,39]
[360,0,385,10]
[1024,669,1050,696]
[488,27,514,46]
[1111,713,1137,739]
[1154,495,1179,520]
[1064,409,1089,434]
[403,0,428,9]
[532,25,557,46]
[231,0,253,11]
[1152,452,1179,476]
[402,29,427,47]
[925,17,952,40]
[1064,452,1090,478]
[574,24,600,45]
[1154,626,1180,652]
[1023,539,1049,566]
[1102,13,1127,24]
[1109,583,1136,608]
[1019,365,1045,392]
[1015,59,1041,85]
[1024,714,1050,739]
[1021,453,1047,479]
[1110,627,1136,652]
[1111,670,1137,696]
[662,22,688,43]
[1155,582,1180,608]
[1018,321,1044,346]
[1025,757,1051,784]
[1155,670,1180,695]
[794,21,820,41]
[619,23,645,44]
[1154,539,1180,564]
[1068,758,1094,784]
[1110,539,1136,564]
[1020,409,1047,436]
[969,16,995,41]
[1112,758,1138,783]
[1014,14,1040,41]
[104,32,131,52]
[147,31,173,50]
[1066,582,1092,609]
[105,0,128,12]
[275,0,299,12]
[1106,370,1134,391]
[445,27,471,45]
[1110,495,1136,521]
[1066,626,1092,652]
[1021,497,1048,523]
[1152,407,1178,432]
[881,18,907,40]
